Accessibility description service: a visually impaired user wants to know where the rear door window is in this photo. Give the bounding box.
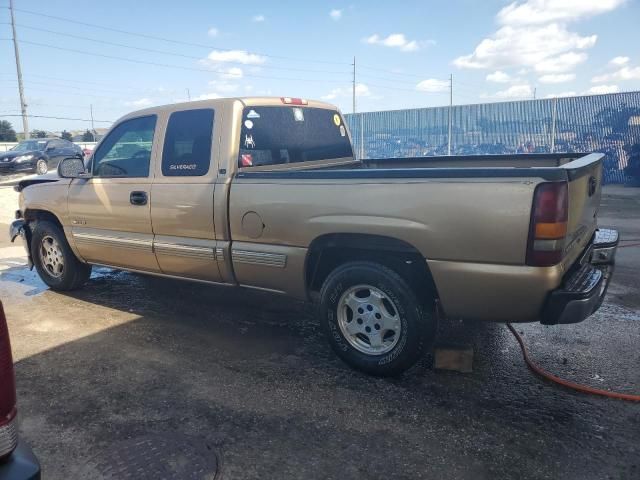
[162,109,214,176]
[238,106,353,168]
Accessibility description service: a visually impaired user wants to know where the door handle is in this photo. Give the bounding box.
[130,191,148,206]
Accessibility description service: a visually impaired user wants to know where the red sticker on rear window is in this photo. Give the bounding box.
[241,154,253,167]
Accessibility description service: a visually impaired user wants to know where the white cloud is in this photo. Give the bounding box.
[497,0,626,26]
[321,83,371,101]
[329,9,342,20]
[486,71,511,83]
[415,79,449,92]
[126,98,153,107]
[592,63,640,83]
[538,73,575,83]
[544,91,577,98]
[207,27,219,37]
[365,33,420,52]
[207,81,239,93]
[252,14,265,22]
[204,50,266,65]
[586,84,620,94]
[494,84,533,98]
[220,67,243,79]
[610,56,629,66]
[454,24,595,72]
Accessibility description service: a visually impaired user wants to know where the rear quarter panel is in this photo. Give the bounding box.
[228,176,544,305]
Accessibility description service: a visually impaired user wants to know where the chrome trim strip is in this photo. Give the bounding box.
[215,247,225,261]
[153,242,215,260]
[231,249,287,268]
[92,263,234,287]
[73,232,152,251]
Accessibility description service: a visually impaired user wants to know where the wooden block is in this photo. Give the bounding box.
[434,347,474,373]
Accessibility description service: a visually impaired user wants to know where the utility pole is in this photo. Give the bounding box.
[186,88,191,101]
[9,0,29,139]
[90,104,96,141]
[447,73,453,156]
[550,97,558,153]
[533,87,537,100]
[352,56,356,115]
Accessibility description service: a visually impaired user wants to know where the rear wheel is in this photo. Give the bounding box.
[31,220,91,291]
[36,159,48,175]
[319,261,436,376]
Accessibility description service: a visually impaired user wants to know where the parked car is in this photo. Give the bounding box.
[9,97,618,376]
[0,138,82,175]
[0,301,41,479]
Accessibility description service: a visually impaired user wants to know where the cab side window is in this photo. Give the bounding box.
[92,116,157,178]
[162,109,214,176]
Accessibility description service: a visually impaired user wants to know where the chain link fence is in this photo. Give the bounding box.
[345,91,640,184]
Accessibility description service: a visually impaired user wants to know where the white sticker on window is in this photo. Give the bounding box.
[293,108,304,122]
[244,120,254,129]
[244,134,256,149]
[246,110,260,119]
[340,125,346,137]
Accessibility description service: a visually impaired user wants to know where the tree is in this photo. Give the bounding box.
[0,120,17,142]
[81,129,94,142]
[30,129,47,138]
[60,130,72,141]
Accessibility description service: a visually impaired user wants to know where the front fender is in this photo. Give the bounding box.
[9,220,33,269]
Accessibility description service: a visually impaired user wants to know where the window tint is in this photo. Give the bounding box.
[48,140,65,149]
[162,109,214,176]
[92,116,156,178]
[237,106,353,168]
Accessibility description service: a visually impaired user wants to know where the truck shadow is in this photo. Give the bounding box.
[2,263,638,479]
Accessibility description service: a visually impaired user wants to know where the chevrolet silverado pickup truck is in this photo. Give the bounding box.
[9,97,619,376]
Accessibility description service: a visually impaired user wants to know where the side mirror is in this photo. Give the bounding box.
[58,157,90,179]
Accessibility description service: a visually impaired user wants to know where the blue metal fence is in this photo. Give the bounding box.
[345,91,640,184]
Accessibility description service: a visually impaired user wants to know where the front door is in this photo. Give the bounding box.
[68,115,161,272]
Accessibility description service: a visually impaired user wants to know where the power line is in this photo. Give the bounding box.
[4,22,351,75]
[0,113,113,123]
[17,39,350,84]
[5,7,351,65]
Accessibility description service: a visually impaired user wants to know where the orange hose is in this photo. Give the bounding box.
[507,323,640,402]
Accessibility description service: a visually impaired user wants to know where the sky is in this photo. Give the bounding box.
[1,0,639,132]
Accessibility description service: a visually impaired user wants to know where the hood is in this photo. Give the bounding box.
[1,172,62,192]
[0,150,39,161]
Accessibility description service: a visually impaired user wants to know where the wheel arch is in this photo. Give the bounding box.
[305,233,438,303]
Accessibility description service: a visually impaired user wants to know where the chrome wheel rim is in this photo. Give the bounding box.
[40,235,64,278]
[337,285,401,355]
[36,160,47,175]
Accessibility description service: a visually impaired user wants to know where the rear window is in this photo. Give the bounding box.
[162,109,214,176]
[238,106,353,168]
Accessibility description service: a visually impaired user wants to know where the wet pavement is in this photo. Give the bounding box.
[0,184,638,479]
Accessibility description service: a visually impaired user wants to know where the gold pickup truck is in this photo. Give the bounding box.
[9,97,618,375]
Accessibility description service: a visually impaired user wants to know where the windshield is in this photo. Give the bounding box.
[11,140,47,152]
[238,106,353,168]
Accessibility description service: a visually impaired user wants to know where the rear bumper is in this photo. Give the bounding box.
[541,228,618,325]
[0,440,41,480]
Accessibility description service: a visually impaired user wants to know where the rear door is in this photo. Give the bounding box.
[68,115,160,272]
[150,107,224,282]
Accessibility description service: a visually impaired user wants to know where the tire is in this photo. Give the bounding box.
[36,159,48,175]
[319,261,436,376]
[31,220,91,291]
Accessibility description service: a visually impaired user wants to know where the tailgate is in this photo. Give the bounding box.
[561,153,604,267]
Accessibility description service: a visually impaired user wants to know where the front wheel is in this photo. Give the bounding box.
[319,261,436,376]
[31,220,91,291]
[36,159,48,175]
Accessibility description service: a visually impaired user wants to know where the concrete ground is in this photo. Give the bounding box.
[0,183,638,479]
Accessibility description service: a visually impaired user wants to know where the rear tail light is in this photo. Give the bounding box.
[281,97,308,105]
[526,182,568,266]
[0,302,17,459]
